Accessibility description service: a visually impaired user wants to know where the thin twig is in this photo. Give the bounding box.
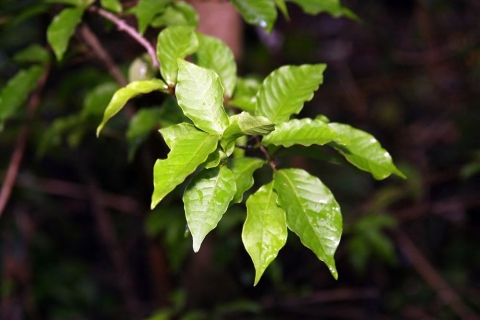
[88,6,159,68]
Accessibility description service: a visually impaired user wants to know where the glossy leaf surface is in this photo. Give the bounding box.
[227,157,265,203]
[47,7,84,61]
[231,0,277,33]
[242,182,287,285]
[176,59,229,135]
[160,123,199,149]
[256,64,326,124]
[96,79,168,136]
[157,26,198,85]
[151,129,219,209]
[151,2,198,28]
[274,168,342,279]
[328,123,406,180]
[134,0,172,34]
[184,166,236,252]
[100,0,122,12]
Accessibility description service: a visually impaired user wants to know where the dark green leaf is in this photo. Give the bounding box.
[134,0,172,34]
[228,77,261,113]
[274,0,290,19]
[157,96,190,128]
[45,0,94,6]
[227,157,265,204]
[81,82,119,120]
[287,0,358,19]
[230,0,277,32]
[46,7,85,61]
[13,44,50,64]
[127,108,163,159]
[100,0,122,13]
[151,2,198,28]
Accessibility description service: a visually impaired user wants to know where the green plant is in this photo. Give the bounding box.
[0,0,404,287]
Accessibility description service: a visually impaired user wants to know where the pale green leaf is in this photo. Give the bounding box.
[184,166,237,252]
[47,7,85,61]
[128,54,155,82]
[134,0,172,34]
[196,33,237,98]
[262,118,342,147]
[0,65,44,123]
[160,123,199,149]
[176,59,229,135]
[13,44,50,64]
[156,26,199,85]
[96,79,168,136]
[228,77,261,113]
[230,0,277,33]
[81,82,119,120]
[274,168,342,279]
[227,157,265,204]
[287,0,358,19]
[100,0,122,13]
[328,123,406,180]
[151,2,198,28]
[151,130,219,209]
[127,108,163,159]
[256,64,326,124]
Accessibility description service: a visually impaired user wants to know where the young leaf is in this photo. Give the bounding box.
[287,0,358,19]
[196,33,237,98]
[100,0,122,13]
[127,108,163,160]
[156,26,199,86]
[151,130,219,209]
[0,65,44,123]
[230,0,277,33]
[274,168,342,279]
[328,123,406,180]
[134,0,172,34]
[47,7,85,61]
[256,64,326,124]
[184,166,237,252]
[227,157,265,204]
[242,182,287,285]
[228,77,261,113]
[262,118,342,147]
[96,79,168,136]
[176,59,229,135]
[151,2,198,28]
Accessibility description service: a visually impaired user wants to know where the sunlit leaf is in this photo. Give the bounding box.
[47,7,85,61]
[287,0,358,19]
[176,59,229,135]
[274,168,342,279]
[256,64,326,124]
[228,77,261,113]
[227,157,265,203]
[328,123,406,180]
[160,123,198,149]
[96,79,168,136]
[151,2,198,28]
[230,0,277,33]
[134,0,172,34]
[184,166,236,252]
[100,0,122,13]
[151,129,219,209]
[242,182,287,285]
[13,44,50,64]
[127,108,163,159]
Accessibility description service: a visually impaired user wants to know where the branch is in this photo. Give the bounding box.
[88,6,159,68]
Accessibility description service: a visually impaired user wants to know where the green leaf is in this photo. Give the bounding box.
[37,115,84,157]
[262,118,342,147]
[100,0,122,13]
[157,26,199,86]
[256,64,326,124]
[13,44,50,64]
[328,123,406,180]
[228,77,261,113]
[287,0,358,19]
[176,59,229,135]
[127,108,163,160]
[230,0,277,33]
[242,182,287,285]
[184,166,237,252]
[81,82,119,120]
[196,33,237,98]
[128,54,155,82]
[227,157,265,204]
[47,7,85,61]
[160,123,199,149]
[134,0,172,34]
[157,96,190,128]
[151,2,198,28]
[274,0,290,19]
[274,168,342,279]
[0,65,44,123]
[96,79,168,136]
[152,129,219,209]
[45,0,94,6]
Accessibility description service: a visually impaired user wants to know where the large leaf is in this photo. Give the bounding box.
[134,0,172,34]
[156,26,198,86]
[256,64,326,124]
[151,2,198,28]
[0,65,44,123]
[274,168,342,279]
[287,0,358,19]
[100,0,122,13]
[184,166,237,252]
[227,157,265,203]
[230,0,277,33]
[228,77,261,113]
[151,129,219,209]
[47,7,85,61]
[196,33,237,98]
[176,59,229,135]
[262,118,342,147]
[242,182,287,285]
[328,123,406,180]
[96,79,168,136]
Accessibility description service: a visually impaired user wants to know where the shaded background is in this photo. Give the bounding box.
[1,0,480,319]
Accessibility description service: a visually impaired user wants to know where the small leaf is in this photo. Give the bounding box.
[134,0,172,34]
[176,59,229,135]
[228,77,261,113]
[287,0,358,19]
[0,65,44,123]
[96,79,168,136]
[128,54,155,82]
[230,0,277,33]
[274,168,342,279]
[47,7,85,61]
[256,64,326,124]
[328,123,406,180]
[127,108,163,159]
[242,182,287,285]
[274,0,290,19]
[100,0,122,13]
[184,166,237,252]
[151,129,219,209]
[151,2,198,28]
[156,26,199,86]
[262,118,342,147]
[227,157,265,204]
[81,82,119,120]
[13,44,50,64]
[196,33,237,98]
